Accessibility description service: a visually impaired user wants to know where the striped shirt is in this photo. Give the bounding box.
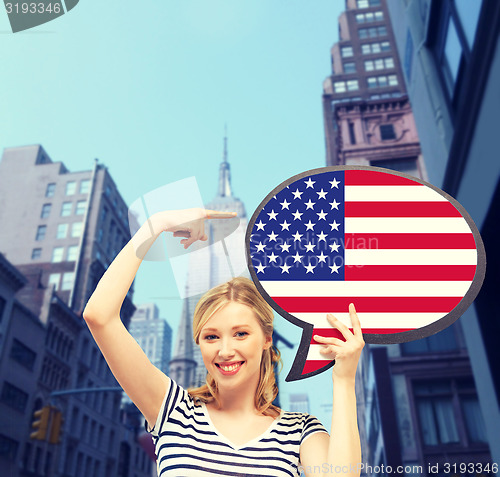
[149,379,328,477]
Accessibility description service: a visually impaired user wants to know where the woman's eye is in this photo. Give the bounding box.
[235,331,248,338]
[203,335,218,341]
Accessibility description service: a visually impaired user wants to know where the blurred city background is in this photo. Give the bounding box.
[0,0,499,476]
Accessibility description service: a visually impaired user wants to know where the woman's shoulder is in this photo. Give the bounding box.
[278,411,328,434]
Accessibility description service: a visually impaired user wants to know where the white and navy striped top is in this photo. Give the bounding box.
[148,379,328,477]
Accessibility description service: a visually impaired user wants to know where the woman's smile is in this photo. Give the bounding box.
[215,361,245,375]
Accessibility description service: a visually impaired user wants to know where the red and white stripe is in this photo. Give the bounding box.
[262,170,478,375]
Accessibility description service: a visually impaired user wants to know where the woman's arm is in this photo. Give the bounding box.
[83,208,235,426]
[299,304,364,477]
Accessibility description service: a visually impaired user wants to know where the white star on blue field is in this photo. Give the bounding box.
[250,171,345,281]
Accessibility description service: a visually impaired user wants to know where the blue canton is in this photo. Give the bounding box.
[250,171,345,281]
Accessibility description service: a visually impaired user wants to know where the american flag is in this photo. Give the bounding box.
[248,168,480,379]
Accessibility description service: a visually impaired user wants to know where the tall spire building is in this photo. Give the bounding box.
[169,134,248,389]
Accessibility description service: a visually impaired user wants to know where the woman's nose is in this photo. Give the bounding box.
[218,338,235,358]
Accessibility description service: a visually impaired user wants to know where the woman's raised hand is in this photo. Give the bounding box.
[148,208,237,249]
[313,304,365,382]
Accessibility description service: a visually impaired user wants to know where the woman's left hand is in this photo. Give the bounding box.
[313,303,365,382]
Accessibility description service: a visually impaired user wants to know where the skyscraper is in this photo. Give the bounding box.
[322,0,424,178]
[0,145,135,322]
[169,134,248,389]
[386,0,500,466]
[0,145,150,476]
[129,303,172,375]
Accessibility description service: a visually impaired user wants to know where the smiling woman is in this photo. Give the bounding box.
[83,208,364,477]
[189,279,278,415]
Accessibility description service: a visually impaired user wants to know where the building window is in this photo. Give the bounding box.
[40,203,52,219]
[348,122,356,145]
[67,245,79,262]
[388,74,398,85]
[31,248,42,260]
[371,157,420,177]
[341,46,353,58]
[79,179,91,194]
[401,325,458,354]
[454,0,481,49]
[380,124,396,140]
[100,207,108,225]
[56,223,68,239]
[362,41,390,54]
[413,378,487,447]
[347,80,359,91]
[357,0,381,8]
[0,382,29,412]
[334,81,346,93]
[365,57,394,71]
[52,247,64,263]
[71,223,83,238]
[48,273,60,290]
[35,225,47,241]
[367,74,398,88]
[10,339,37,371]
[355,11,383,23]
[430,0,482,100]
[75,200,87,216]
[61,202,72,217]
[65,181,76,195]
[359,26,387,39]
[45,183,56,198]
[61,272,75,291]
[0,434,19,462]
[344,62,356,74]
[334,80,359,93]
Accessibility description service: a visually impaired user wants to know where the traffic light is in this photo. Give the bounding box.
[49,410,63,444]
[30,406,50,440]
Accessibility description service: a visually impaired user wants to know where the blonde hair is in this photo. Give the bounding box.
[188,277,282,417]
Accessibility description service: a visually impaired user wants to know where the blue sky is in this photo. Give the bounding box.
[1,1,346,424]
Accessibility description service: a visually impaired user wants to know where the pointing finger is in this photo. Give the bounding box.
[205,210,237,219]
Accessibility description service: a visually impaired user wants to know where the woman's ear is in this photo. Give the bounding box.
[264,335,273,350]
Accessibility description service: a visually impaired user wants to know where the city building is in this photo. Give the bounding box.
[322,0,424,178]
[386,0,500,467]
[322,0,493,474]
[129,303,172,375]
[0,145,151,476]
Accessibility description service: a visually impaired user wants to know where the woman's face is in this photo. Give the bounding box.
[199,302,272,391]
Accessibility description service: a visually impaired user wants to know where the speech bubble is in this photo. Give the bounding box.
[4,0,79,33]
[128,177,242,298]
[246,166,486,381]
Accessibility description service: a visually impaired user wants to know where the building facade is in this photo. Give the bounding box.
[0,145,151,477]
[322,0,425,178]
[386,0,500,467]
[322,1,493,475]
[129,303,172,375]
